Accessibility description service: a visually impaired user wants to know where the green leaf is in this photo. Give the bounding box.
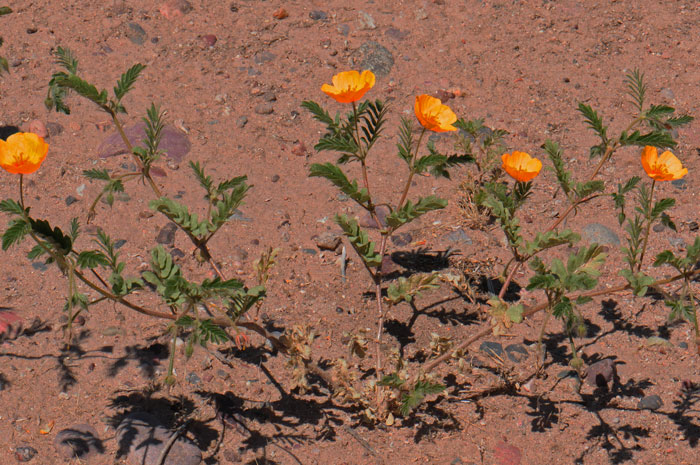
[385,196,447,229]
[653,250,678,269]
[651,198,675,220]
[386,273,440,305]
[150,197,213,239]
[27,244,48,260]
[521,229,580,256]
[334,214,382,267]
[686,236,700,263]
[301,100,335,126]
[2,218,30,250]
[0,198,25,215]
[357,99,387,153]
[396,117,414,164]
[83,168,111,181]
[625,68,646,112]
[527,273,557,291]
[52,74,107,106]
[619,269,655,296]
[377,373,406,388]
[543,139,573,198]
[665,115,694,128]
[53,46,78,74]
[619,130,676,149]
[578,103,608,143]
[114,63,145,101]
[198,319,229,345]
[660,212,676,231]
[574,180,605,200]
[309,163,370,209]
[29,218,72,253]
[76,250,111,269]
[506,304,523,324]
[399,381,445,416]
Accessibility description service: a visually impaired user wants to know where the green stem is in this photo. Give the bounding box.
[637,179,656,271]
[396,128,426,211]
[18,174,25,210]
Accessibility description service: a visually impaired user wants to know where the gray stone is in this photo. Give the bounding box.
[98,122,191,163]
[114,239,127,249]
[660,87,675,100]
[315,232,341,251]
[126,23,147,45]
[581,223,620,246]
[391,232,412,247]
[585,359,615,388]
[357,11,376,30]
[354,41,394,79]
[31,262,48,272]
[445,228,472,245]
[479,341,504,358]
[557,369,578,379]
[254,103,274,115]
[235,116,248,128]
[65,195,78,206]
[337,24,349,36]
[668,237,686,249]
[638,394,663,411]
[505,344,528,363]
[116,412,201,465]
[679,341,689,349]
[254,51,275,64]
[54,424,103,460]
[360,206,390,229]
[671,178,687,190]
[156,223,177,245]
[230,246,248,262]
[14,445,37,462]
[309,10,328,21]
[186,372,201,385]
[385,28,409,40]
[302,248,317,255]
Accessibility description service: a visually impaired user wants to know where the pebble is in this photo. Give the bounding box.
[557,369,578,379]
[354,41,394,79]
[309,10,328,21]
[679,341,689,349]
[445,228,472,245]
[14,446,37,462]
[235,116,248,128]
[27,119,48,138]
[385,28,409,41]
[302,248,317,256]
[65,195,78,206]
[315,232,341,251]
[101,326,125,336]
[479,341,504,358]
[200,34,217,48]
[357,11,376,30]
[337,24,350,36]
[360,206,390,229]
[54,424,103,460]
[230,246,248,261]
[99,122,191,163]
[652,223,665,233]
[291,141,307,157]
[581,223,620,246]
[585,358,615,388]
[391,232,412,247]
[116,412,201,465]
[271,174,280,183]
[668,237,685,249]
[504,344,528,363]
[159,0,193,20]
[155,223,177,245]
[688,221,699,232]
[228,209,252,222]
[493,441,521,465]
[114,239,127,249]
[126,23,147,45]
[671,178,687,190]
[254,51,276,65]
[46,122,64,137]
[186,372,201,385]
[254,103,274,115]
[659,87,675,100]
[273,8,288,20]
[638,394,663,411]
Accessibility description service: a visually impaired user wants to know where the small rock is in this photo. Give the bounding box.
[230,246,248,262]
[360,206,390,229]
[291,141,307,157]
[652,223,665,233]
[45,122,64,137]
[391,232,412,247]
[445,228,472,245]
[235,116,248,128]
[659,87,675,100]
[273,8,288,19]
[337,24,350,36]
[415,8,428,20]
[254,51,276,64]
[138,210,154,219]
[27,120,48,138]
[228,209,252,222]
[354,41,394,79]
[116,412,201,465]
[581,223,620,246]
[585,358,616,388]
[156,223,177,245]
[261,91,277,102]
[14,445,37,462]
[186,372,201,385]
[171,248,185,259]
[254,103,274,115]
[217,369,230,380]
[302,248,317,256]
[504,344,528,363]
[385,28,409,41]
[671,178,687,190]
[309,10,328,21]
[200,34,217,48]
[668,237,685,249]
[679,341,689,349]
[76,184,86,196]
[479,341,504,358]
[357,11,376,30]
[557,369,578,379]
[159,0,193,20]
[114,239,127,249]
[65,195,78,206]
[688,221,699,232]
[54,424,103,460]
[638,394,663,410]
[101,326,124,336]
[271,174,280,183]
[69,122,81,132]
[125,23,147,45]
[315,232,341,251]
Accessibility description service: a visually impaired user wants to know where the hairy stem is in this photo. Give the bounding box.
[637,179,656,271]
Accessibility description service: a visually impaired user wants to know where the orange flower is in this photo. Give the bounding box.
[640,145,687,181]
[414,94,457,132]
[501,151,542,182]
[321,70,376,103]
[0,132,49,175]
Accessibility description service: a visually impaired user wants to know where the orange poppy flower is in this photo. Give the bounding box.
[0,132,49,175]
[321,70,376,103]
[640,145,687,181]
[501,151,542,182]
[414,94,457,132]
